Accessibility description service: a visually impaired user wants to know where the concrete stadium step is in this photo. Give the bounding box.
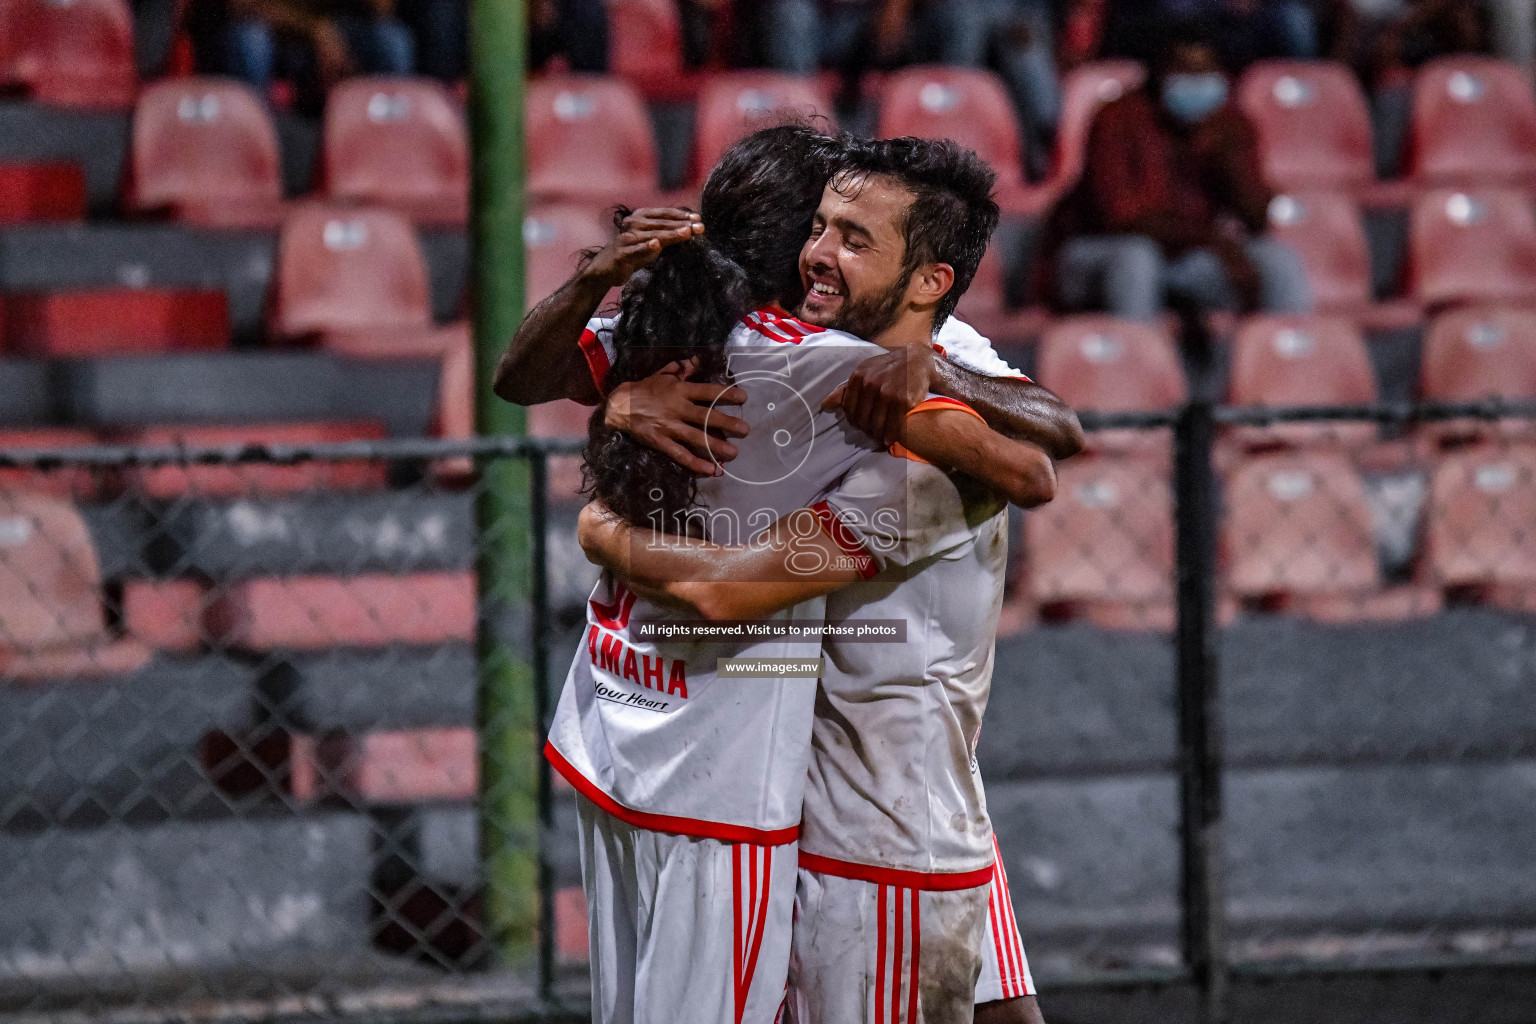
[0,103,129,215]
[0,811,374,987]
[0,359,55,427]
[0,656,256,831]
[259,644,477,732]
[988,760,1536,974]
[152,491,476,579]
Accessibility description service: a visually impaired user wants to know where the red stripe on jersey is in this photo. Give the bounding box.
[733,845,746,1021]
[578,327,612,398]
[589,584,636,630]
[798,851,994,891]
[809,501,878,580]
[990,835,1032,997]
[545,741,800,845]
[875,885,888,1024]
[736,846,772,1023]
[892,886,904,1023]
[906,887,920,1024]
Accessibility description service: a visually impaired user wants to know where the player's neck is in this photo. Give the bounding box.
[871,311,936,352]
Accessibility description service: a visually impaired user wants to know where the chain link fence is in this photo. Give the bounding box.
[0,401,1533,1022]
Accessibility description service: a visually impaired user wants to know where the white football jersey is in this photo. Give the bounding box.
[549,308,899,843]
[798,414,1010,886]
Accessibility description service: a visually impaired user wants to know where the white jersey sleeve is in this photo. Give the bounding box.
[578,316,619,397]
[936,316,1028,379]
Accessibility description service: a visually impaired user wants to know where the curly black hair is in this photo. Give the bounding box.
[582,121,844,532]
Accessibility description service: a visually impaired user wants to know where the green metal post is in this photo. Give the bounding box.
[469,0,534,971]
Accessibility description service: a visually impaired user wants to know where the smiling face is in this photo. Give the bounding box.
[795,172,919,342]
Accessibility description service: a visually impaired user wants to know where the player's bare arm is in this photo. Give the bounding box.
[492,207,703,405]
[828,343,1085,459]
[903,402,1057,510]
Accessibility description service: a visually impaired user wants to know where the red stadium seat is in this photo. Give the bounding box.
[321,77,469,227]
[0,0,136,108]
[527,75,660,205]
[1236,61,1376,193]
[268,205,432,341]
[0,492,151,679]
[1226,315,1378,451]
[325,321,472,442]
[1422,443,1536,588]
[606,0,701,102]
[1034,315,1185,458]
[1221,451,1380,600]
[1408,189,1536,308]
[691,72,835,184]
[1409,57,1536,188]
[0,163,86,222]
[207,571,476,650]
[125,78,287,228]
[1264,191,1417,329]
[290,727,477,803]
[1025,455,1175,628]
[1047,60,1145,197]
[0,428,99,498]
[118,422,388,498]
[122,578,207,653]
[1417,306,1536,450]
[525,203,613,307]
[877,66,1037,212]
[3,289,228,355]
[953,245,1047,347]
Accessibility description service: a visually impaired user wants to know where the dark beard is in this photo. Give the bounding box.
[799,275,909,341]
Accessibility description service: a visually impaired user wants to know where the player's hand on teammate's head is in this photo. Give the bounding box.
[604,365,750,477]
[583,208,705,290]
[821,345,937,446]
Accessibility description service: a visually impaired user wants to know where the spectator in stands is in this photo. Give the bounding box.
[1102,0,1319,65]
[1046,19,1313,320]
[763,0,928,84]
[931,0,1063,179]
[192,0,415,105]
[400,0,466,79]
[528,0,608,73]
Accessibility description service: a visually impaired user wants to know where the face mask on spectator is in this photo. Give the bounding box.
[1161,72,1228,124]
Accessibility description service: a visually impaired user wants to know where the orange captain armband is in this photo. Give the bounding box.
[889,396,987,462]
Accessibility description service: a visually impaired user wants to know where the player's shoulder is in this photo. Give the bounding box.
[934,316,1027,379]
[730,307,876,351]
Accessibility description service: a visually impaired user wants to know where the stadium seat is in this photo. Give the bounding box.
[1265,191,1419,330]
[1034,315,1186,458]
[0,492,151,678]
[290,726,477,803]
[0,428,99,498]
[122,578,208,652]
[125,78,287,229]
[2,289,228,355]
[691,72,835,184]
[206,571,476,650]
[321,77,469,227]
[527,75,660,205]
[117,422,388,498]
[1418,306,1536,450]
[606,0,702,102]
[877,66,1044,214]
[1409,56,1536,188]
[525,203,613,306]
[953,244,1046,347]
[1046,60,1146,198]
[0,0,136,108]
[0,163,86,222]
[1407,189,1536,308]
[268,205,433,341]
[1225,315,1378,451]
[1025,455,1175,627]
[1422,443,1536,588]
[1221,451,1383,602]
[1236,61,1376,194]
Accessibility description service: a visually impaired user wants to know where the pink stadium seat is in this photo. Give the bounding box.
[1025,455,1175,629]
[321,77,469,227]
[1422,443,1536,588]
[1417,306,1536,450]
[1222,451,1381,600]
[122,578,207,652]
[0,428,99,498]
[1225,315,1378,451]
[1408,188,1536,308]
[0,163,86,222]
[1034,315,1185,458]
[0,0,136,108]
[1046,60,1145,197]
[606,0,701,102]
[0,492,150,679]
[3,289,228,355]
[125,78,287,228]
[691,72,835,184]
[527,75,660,205]
[207,571,476,650]
[953,245,1046,346]
[1236,61,1375,193]
[525,203,613,307]
[1263,191,1417,329]
[1409,56,1536,188]
[268,205,432,341]
[118,422,388,498]
[290,727,477,803]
